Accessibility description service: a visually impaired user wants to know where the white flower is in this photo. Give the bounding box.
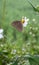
[3,50,7,52]
[0,29,4,39]
[11,49,17,54]
[7,64,10,65]
[29,32,32,35]
[23,17,29,27]
[32,18,35,21]
[27,42,30,46]
[30,27,32,29]
[0,29,3,34]
[22,48,26,51]
[0,44,3,47]
[18,63,20,65]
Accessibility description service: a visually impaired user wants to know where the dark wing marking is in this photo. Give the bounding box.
[12,21,23,32]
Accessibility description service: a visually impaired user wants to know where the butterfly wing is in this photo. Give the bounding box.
[12,21,23,32]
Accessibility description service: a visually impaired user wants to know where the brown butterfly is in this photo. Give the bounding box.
[11,17,29,32]
[11,17,25,32]
[12,20,23,32]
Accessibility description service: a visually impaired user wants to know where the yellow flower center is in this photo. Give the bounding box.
[21,19,25,23]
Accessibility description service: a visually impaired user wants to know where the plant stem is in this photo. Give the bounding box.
[2,0,6,24]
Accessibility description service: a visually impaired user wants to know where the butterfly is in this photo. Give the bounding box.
[11,17,29,32]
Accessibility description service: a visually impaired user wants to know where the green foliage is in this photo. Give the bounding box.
[0,0,39,65]
[28,0,39,12]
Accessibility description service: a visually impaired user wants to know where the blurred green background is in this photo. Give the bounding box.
[0,0,39,65]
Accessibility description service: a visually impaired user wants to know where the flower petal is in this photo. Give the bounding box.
[0,29,3,34]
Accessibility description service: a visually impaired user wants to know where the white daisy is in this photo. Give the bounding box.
[0,29,3,34]
[0,29,4,39]
[23,17,29,27]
